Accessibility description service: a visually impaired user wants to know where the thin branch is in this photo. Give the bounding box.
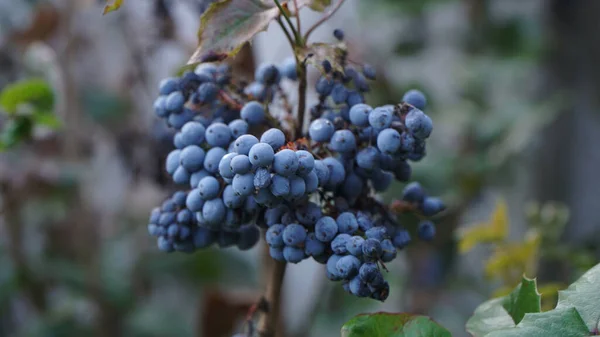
[273,0,300,44]
[257,260,287,337]
[295,61,307,138]
[304,0,346,41]
[277,18,296,50]
[293,0,302,36]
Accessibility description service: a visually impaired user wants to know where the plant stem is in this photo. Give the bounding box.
[273,0,300,44]
[304,0,346,41]
[257,259,287,337]
[296,61,307,138]
[277,18,296,50]
[293,0,302,36]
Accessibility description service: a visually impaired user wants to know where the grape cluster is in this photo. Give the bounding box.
[147,29,445,302]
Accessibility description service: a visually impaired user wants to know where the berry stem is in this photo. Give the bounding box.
[257,258,287,337]
[273,0,301,45]
[303,0,346,41]
[295,60,307,138]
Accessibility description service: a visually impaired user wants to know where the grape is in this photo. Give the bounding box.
[417,220,436,241]
[173,166,190,184]
[329,130,356,153]
[154,96,168,117]
[313,160,330,185]
[206,123,232,148]
[304,170,319,193]
[283,246,305,263]
[308,119,335,142]
[365,226,388,241]
[270,174,291,197]
[362,64,376,80]
[305,233,326,256]
[402,89,427,110]
[148,224,159,236]
[245,82,268,101]
[404,108,433,140]
[349,104,372,126]
[362,238,383,259]
[273,149,299,176]
[323,157,345,187]
[316,77,335,96]
[180,145,205,172]
[269,247,285,261]
[359,262,380,283]
[202,198,226,225]
[331,233,351,254]
[181,121,206,146]
[228,119,249,139]
[336,212,358,234]
[371,170,393,192]
[283,224,307,247]
[197,82,219,103]
[322,60,333,73]
[295,150,315,176]
[232,173,255,196]
[165,91,185,111]
[186,189,205,212]
[241,101,265,125]
[255,188,279,207]
[371,282,390,301]
[369,106,393,130]
[287,176,306,201]
[166,149,181,175]
[377,128,401,154]
[346,236,365,257]
[356,146,380,170]
[295,202,322,226]
[173,132,185,149]
[353,74,370,92]
[326,255,344,280]
[333,28,345,41]
[158,212,175,227]
[260,128,286,150]
[218,153,237,179]
[336,255,361,279]
[315,216,338,242]
[230,154,252,174]
[356,212,373,231]
[198,176,220,200]
[204,147,227,173]
[408,139,426,161]
[159,77,179,95]
[255,63,280,85]
[349,276,371,297]
[392,229,411,249]
[279,57,298,80]
[420,197,445,216]
[266,224,285,248]
[237,225,260,250]
[157,236,174,252]
[331,84,349,104]
[222,185,245,209]
[402,182,425,203]
[254,167,272,189]
[249,143,275,167]
[380,239,397,262]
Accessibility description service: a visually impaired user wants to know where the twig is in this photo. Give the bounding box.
[304,0,346,41]
[257,260,287,337]
[273,0,300,44]
[218,90,243,110]
[295,62,307,138]
[293,0,302,36]
[277,18,296,51]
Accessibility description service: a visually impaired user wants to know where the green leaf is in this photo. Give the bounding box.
[33,112,61,129]
[484,307,589,337]
[502,277,541,324]
[0,79,54,115]
[341,312,452,337]
[466,298,515,337]
[0,118,33,150]
[297,42,347,73]
[103,0,124,15]
[188,0,323,64]
[555,262,600,331]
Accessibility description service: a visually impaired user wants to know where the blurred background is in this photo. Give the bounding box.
[1,0,599,336]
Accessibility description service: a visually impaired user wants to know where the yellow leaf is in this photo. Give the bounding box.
[457,199,509,253]
[484,231,540,280]
[103,0,123,15]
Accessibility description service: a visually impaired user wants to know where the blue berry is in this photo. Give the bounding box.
[392,230,411,249]
[255,63,280,85]
[322,157,345,187]
[197,82,219,103]
[249,143,275,167]
[356,146,380,170]
[166,149,181,175]
[241,101,265,125]
[180,121,205,146]
[266,224,285,248]
[329,130,356,153]
[336,255,361,279]
[346,236,365,257]
[198,176,220,200]
[180,145,205,172]
[346,90,364,107]
[230,154,252,174]
[365,227,388,241]
[232,173,255,196]
[228,119,249,139]
[168,108,194,129]
[313,160,330,185]
[421,197,445,216]
[273,149,299,176]
[222,185,245,209]
[377,128,401,154]
[326,254,344,280]
[333,29,344,41]
[279,57,297,80]
[315,216,338,242]
[316,77,335,96]
[404,108,433,140]
[305,233,326,256]
[362,238,383,259]
[359,262,380,282]
[283,224,307,247]
[417,220,436,241]
[233,134,259,155]
[304,170,319,193]
[369,106,393,130]
[218,153,237,179]
[204,147,227,173]
[402,89,427,110]
[371,170,393,192]
[337,212,359,234]
[402,182,425,203]
[295,150,314,176]
[270,174,291,197]
[356,212,373,231]
[349,104,372,126]
[331,233,351,254]
[362,64,376,80]
[159,77,179,95]
[153,96,168,117]
[165,91,185,111]
[260,128,286,150]
[206,123,232,148]
[331,84,348,104]
[173,166,190,184]
[202,198,226,225]
[283,246,305,263]
[269,247,285,261]
[308,118,335,142]
[237,225,260,250]
[254,167,272,189]
[349,276,371,297]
